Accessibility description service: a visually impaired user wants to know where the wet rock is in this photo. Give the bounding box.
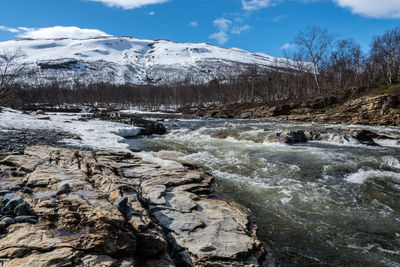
[56,183,71,195]
[277,130,309,144]
[114,197,136,219]
[353,130,379,146]
[352,130,395,146]
[36,116,51,120]
[0,190,11,195]
[21,186,33,194]
[8,185,22,191]
[1,217,15,225]
[4,197,23,211]
[36,109,45,115]
[14,215,38,224]
[92,111,167,135]
[14,202,30,216]
[4,210,14,216]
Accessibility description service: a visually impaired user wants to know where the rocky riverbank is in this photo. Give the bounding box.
[184,85,400,127]
[0,146,271,266]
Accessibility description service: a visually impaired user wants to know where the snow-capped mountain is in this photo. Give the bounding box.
[0,36,295,86]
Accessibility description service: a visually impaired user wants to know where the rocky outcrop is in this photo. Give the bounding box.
[0,146,270,266]
[240,93,400,126]
[185,89,400,127]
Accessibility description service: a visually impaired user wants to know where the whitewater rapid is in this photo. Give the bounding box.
[127,118,400,266]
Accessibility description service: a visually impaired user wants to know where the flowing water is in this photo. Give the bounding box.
[127,118,400,266]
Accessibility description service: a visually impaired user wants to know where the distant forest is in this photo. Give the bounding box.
[2,25,400,109]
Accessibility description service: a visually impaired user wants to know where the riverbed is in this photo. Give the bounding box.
[127,118,400,266]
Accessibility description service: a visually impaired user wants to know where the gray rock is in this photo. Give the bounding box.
[114,197,128,210]
[15,215,38,224]
[9,185,22,191]
[4,197,23,210]
[114,197,136,219]
[1,217,15,225]
[14,202,30,216]
[277,130,309,145]
[56,183,71,195]
[4,210,14,216]
[37,116,50,120]
[21,186,33,194]
[0,190,11,195]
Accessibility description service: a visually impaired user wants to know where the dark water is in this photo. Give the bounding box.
[127,118,400,266]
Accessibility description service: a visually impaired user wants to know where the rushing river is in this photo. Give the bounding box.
[127,118,400,266]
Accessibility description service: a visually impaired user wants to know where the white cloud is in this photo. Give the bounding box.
[86,0,168,9]
[213,18,232,31]
[209,31,229,45]
[231,24,250,34]
[241,0,400,18]
[271,14,287,22]
[334,0,400,18]
[190,21,199,27]
[148,11,155,15]
[242,0,274,11]
[280,43,295,49]
[16,26,111,39]
[0,26,20,33]
[210,17,249,45]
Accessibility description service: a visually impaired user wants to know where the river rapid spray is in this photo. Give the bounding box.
[127,118,400,266]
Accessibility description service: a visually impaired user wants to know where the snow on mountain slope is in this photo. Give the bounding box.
[0,36,295,86]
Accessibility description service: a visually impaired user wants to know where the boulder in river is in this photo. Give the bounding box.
[277,130,309,145]
[92,111,167,135]
[352,130,395,146]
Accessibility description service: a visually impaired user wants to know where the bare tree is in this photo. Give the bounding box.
[370,27,400,84]
[329,38,363,87]
[294,26,334,92]
[0,50,27,106]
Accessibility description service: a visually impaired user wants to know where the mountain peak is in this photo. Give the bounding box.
[0,36,291,86]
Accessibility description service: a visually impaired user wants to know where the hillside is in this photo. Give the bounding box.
[0,36,295,86]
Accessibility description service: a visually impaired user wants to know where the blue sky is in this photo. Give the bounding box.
[0,0,399,56]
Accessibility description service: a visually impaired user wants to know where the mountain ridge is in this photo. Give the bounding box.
[0,35,295,86]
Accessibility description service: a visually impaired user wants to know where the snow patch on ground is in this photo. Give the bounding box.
[0,108,141,151]
[0,108,183,167]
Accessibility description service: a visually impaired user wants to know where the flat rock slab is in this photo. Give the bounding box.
[0,146,270,266]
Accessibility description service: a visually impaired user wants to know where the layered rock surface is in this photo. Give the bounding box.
[186,91,400,127]
[0,146,269,266]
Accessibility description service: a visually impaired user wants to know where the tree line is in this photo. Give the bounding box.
[2,25,400,109]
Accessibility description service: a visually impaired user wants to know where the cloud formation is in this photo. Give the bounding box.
[209,31,229,45]
[0,26,20,33]
[213,18,232,32]
[0,26,111,39]
[86,0,168,9]
[231,24,250,34]
[241,0,274,11]
[280,42,295,49]
[190,21,199,27]
[209,18,250,45]
[241,0,400,18]
[334,0,400,18]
